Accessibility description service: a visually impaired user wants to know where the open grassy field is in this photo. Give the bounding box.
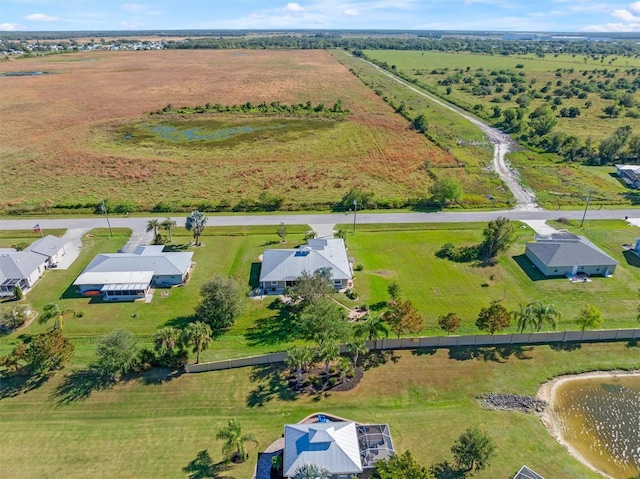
[357,50,640,208]
[0,49,452,214]
[1,342,637,479]
[363,50,640,143]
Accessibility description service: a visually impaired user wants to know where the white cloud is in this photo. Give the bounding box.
[121,3,145,12]
[0,22,26,31]
[24,13,60,22]
[344,8,360,15]
[284,3,305,12]
[582,22,640,31]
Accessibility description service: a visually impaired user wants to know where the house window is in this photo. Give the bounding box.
[271,281,278,286]
[554,268,558,273]
[596,267,600,271]
[579,266,584,270]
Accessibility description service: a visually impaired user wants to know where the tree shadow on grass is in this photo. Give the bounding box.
[246,364,296,408]
[0,370,53,400]
[51,368,116,405]
[164,243,190,252]
[164,314,197,329]
[369,301,388,312]
[245,308,297,346]
[361,350,400,371]
[182,449,235,479]
[52,367,183,405]
[412,347,437,356]
[448,345,532,362]
[549,341,582,351]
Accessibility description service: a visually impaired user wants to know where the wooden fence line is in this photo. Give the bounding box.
[184,328,640,373]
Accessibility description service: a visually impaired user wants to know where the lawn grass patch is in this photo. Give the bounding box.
[338,221,640,333]
[1,342,637,478]
[0,229,66,248]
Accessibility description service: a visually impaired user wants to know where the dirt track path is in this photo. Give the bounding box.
[361,58,540,211]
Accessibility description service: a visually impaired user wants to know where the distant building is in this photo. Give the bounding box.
[616,164,640,189]
[259,238,352,293]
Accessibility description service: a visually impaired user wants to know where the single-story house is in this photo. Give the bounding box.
[616,164,640,189]
[73,245,193,301]
[27,235,67,267]
[282,416,394,478]
[259,238,352,293]
[0,252,46,297]
[525,231,617,277]
[513,465,544,479]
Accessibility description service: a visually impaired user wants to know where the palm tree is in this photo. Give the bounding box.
[146,219,161,244]
[286,346,313,388]
[337,356,354,384]
[316,340,340,382]
[215,418,257,463]
[161,217,177,243]
[355,314,389,342]
[154,326,180,355]
[346,340,368,368]
[185,210,207,246]
[512,303,536,333]
[291,464,331,479]
[38,302,75,331]
[530,300,561,332]
[182,321,212,364]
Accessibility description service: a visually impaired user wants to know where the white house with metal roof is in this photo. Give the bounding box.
[524,231,617,277]
[259,238,352,293]
[616,164,640,189]
[73,245,193,300]
[513,465,544,479]
[27,235,67,267]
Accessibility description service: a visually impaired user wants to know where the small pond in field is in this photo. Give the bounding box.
[141,123,286,142]
[551,375,640,478]
[0,71,57,76]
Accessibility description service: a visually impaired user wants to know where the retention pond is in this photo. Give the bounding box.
[546,373,640,478]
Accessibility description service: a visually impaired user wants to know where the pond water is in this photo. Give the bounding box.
[552,376,640,478]
[142,123,286,142]
[0,71,56,77]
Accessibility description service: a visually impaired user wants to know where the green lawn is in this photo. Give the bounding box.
[338,220,640,333]
[0,342,637,478]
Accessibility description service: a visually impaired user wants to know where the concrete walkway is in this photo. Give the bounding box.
[521,220,561,236]
[308,224,335,239]
[53,228,88,270]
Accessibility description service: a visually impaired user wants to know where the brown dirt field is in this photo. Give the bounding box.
[0,50,451,211]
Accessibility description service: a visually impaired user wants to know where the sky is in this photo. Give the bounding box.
[1,0,640,33]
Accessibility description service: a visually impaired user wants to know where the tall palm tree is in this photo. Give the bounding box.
[316,340,340,382]
[286,346,313,388]
[346,340,368,368]
[161,217,177,243]
[215,418,257,463]
[146,219,161,244]
[38,302,75,331]
[182,321,212,364]
[530,300,561,332]
[154,326,180,355]
[355,314,389,342]
[291,464,331,479]
[337,356,354,384]
[185,210,207,246]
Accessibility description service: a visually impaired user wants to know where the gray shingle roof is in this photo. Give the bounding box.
[27,235,66,258]
[283,422,362,477]
[513,465,544,479]
[526,235,617,268]
[259,238,351,283]
[0,252,45,282]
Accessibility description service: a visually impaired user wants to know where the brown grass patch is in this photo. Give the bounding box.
[0,50,444,210]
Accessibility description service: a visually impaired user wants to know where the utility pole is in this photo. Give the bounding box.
[352,198,358,234]
[101,199,113,238]
[580,192,591,228]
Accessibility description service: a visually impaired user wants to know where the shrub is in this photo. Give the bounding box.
[354,263,364,271]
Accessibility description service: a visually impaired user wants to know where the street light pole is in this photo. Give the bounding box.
[352,198,358,234]
[101,199,113,238]
[580,192,591,229]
